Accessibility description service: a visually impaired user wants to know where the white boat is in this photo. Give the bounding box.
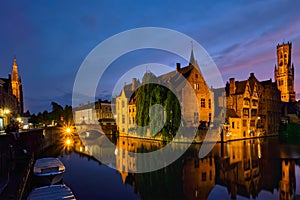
[27,184,76,200]
[33,157,65,185]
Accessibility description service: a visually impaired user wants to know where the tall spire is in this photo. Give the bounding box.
[12,56,19,82]
[189,41,196,66]
[13,56,17,66]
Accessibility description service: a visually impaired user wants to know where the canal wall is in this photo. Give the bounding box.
[0,129,44,199]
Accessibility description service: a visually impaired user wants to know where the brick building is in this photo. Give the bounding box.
[115,49,214,135]
[0,57,23,130]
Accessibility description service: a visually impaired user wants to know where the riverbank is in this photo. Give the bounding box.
[117,129,280,144]
[0,129,44,199]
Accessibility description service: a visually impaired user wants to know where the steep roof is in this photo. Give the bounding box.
[235,80,248,95]
[226,108,239,118]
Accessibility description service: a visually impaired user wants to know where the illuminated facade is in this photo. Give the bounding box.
[160,50,214,126]
[224,73,281,138]
[116,78,140,135]
[0,57,24,129]
[274,42,296,102]
[115,50,214,135]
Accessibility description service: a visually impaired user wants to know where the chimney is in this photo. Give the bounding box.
[229,78,235,95]
[132,78,137,91]
[176,63,181,71]
[250,72,254,77]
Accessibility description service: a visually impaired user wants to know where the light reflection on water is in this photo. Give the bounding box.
[42,130,300,200]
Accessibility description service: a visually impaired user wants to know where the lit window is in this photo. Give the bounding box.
[201,98,205,108]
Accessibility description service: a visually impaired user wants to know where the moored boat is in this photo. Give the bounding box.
[33,157,65,185]
[27,184,76,200]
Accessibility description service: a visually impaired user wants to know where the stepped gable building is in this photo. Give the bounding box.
[224,73,281,138]
[274,42,296,102]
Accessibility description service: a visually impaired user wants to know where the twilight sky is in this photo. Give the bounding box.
[1,0,300,113]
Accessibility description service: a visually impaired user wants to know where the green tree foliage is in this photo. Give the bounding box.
[135,72,181,141]
[28,102,74,127]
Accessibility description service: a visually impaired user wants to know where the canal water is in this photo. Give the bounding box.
[38,129,300,200]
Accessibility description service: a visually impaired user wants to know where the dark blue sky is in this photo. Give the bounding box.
[1,0,300,113]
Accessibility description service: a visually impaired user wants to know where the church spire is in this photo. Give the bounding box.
[189,42,200,71]
[189,42,196,66]
[12,56,19,82]
[13,56,17,66]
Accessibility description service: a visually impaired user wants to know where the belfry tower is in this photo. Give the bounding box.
[274,42,296,102]
[11,57,24,114]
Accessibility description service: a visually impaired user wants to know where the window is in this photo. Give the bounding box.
[251,109,257,116]
[201,98,205,108]
[243,108,249,116]
[194,83,199,90]
[129,108,131,112]
[208,99,211,109]
[237,121,240,129]
[122,115,125,124]
[202,172,206,181]
[232,122,235,129]
[244,98,250,106]
[252,100,258,106]
[194,112,199,124]
[195,74,198,79]
[122,101,125,108]
[250,120,255,127]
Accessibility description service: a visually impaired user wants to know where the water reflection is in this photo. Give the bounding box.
[43,129,300,199]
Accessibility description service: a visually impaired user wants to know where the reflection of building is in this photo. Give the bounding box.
[217,140,261,199]
[274,42,296,102]
[280,160,296,200]
[183,156,215,200]
[0,57,24,129]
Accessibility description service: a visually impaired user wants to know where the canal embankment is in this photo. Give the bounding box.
[0,129,43,200]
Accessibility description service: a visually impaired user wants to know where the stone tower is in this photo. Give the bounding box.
[274,42,296,102]
[11,56,24,114]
